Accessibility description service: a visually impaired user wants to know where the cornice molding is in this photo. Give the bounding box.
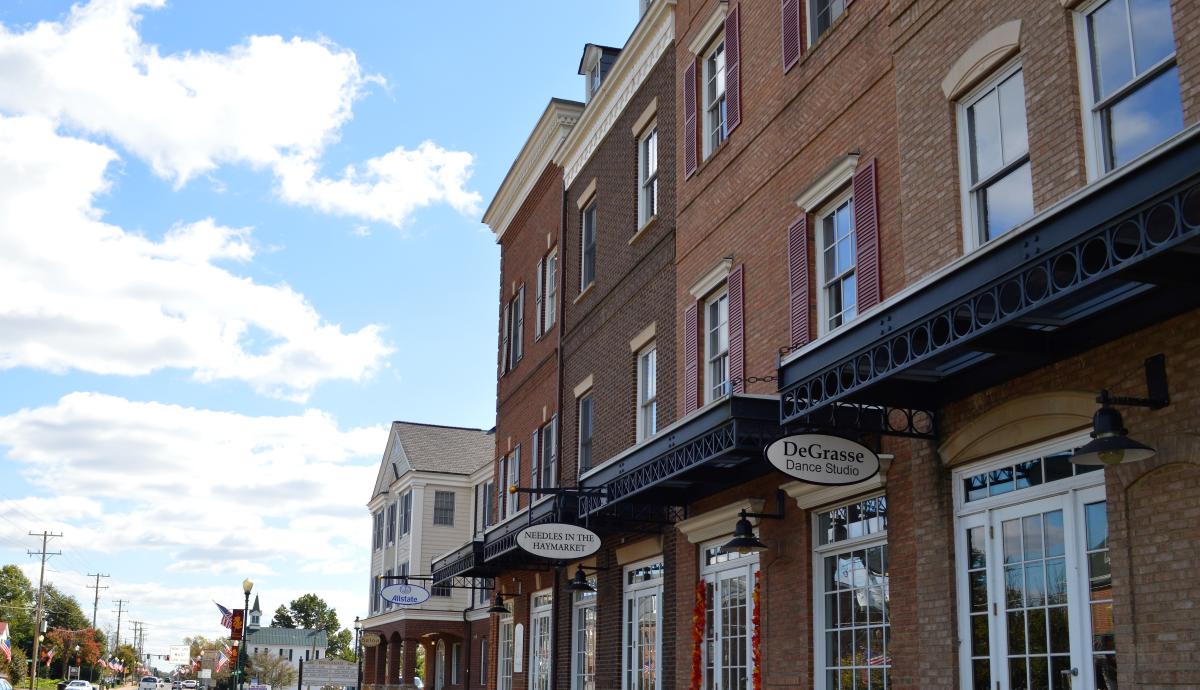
[555,0,676,188]
[676,498,766,543]
[483,99,584,242]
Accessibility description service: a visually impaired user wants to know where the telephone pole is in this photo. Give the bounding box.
[112,600,128,655]
[28,531,63,690]
[132,621,144,673]
[87,573,110,629]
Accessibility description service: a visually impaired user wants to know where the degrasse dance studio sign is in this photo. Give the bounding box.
[765,434,880,485]
[516,523,602,559]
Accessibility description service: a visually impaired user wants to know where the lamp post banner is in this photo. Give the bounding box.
[380,583,431,607]
[516,523,601,559]
[229,610,244,640]
[765,434,880,485]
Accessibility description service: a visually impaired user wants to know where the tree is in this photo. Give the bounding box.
[285,595,338,633]
[0,645,27,684]
[41,584,90,632]
[270,606,295,629]
[328,629,354,662]
[0,565,35,653]
[247,652,295,689]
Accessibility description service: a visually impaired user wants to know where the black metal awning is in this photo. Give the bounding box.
[578,394,780,517]
[431,495,578,584]
[779,131,1200,427]
[431,539,489,584]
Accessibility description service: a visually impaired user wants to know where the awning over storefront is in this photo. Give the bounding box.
[578,394,779,517]
[431,494,574,584]
[779,130,1200,427]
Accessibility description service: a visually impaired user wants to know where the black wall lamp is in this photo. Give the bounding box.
[1072,354,1169,466]
[486,593,510,615]
[720,490,787,555]
[566,564,607,593]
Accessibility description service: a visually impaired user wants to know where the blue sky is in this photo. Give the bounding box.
[0,0,635,663]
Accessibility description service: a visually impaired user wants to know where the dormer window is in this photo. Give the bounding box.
[579,44,621,103]
[589,63,601,96]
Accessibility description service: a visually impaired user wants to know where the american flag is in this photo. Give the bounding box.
[215,602,234,629]
[216,652,230,673]
[0,622,11,663]
[45,648,56,667]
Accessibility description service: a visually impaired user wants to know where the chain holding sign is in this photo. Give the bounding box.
[515,523,601,559]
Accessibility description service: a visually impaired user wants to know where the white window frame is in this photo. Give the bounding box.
[537,417,557,494]
[400,490,413,536]
[508,288,524,369]
[497,615,515,690]
[622,557,664,690]
[699,539,759,690]
[571,580,598,690]
[952,433,1108,690]
[701,37,727,160]
[807,0,847,46]
[433,490,455,526]
[638,126,659,227]
[704,289,730,404]
[505,446,521,517]
[578,393,594,475]
[545,248,558,332]
[451,642,460,685]
[581,201,597,291]
[814,190,857,336]
[812,494,890,690]
[956,61,1032,251]
[529,590,554,690]
[636,344,658,442]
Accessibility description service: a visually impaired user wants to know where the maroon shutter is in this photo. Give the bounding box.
[728,264,745,393]
[501,302,511,374]
[535,257,544,338]
[853,159,881,312]
[683,301,700,413]
[724,5,743,132]
[781,0,802,70]
[683,60,699,178]
[530,429,540,490]
[787,215,811,347]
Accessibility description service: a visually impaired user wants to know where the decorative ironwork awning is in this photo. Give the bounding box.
[779,131,1200,427]
[431,539,491,584]
[431,495,578,585]
[578,394,779,517]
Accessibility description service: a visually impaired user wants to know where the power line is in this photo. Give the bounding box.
[28,530,62,690]
[87,573,110,629]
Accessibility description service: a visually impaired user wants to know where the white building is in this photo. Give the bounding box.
[244,596,329,670]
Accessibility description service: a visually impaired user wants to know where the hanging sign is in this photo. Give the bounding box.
[361,632,382,648]
[765,434,880,485]
[516,523,601,559]
[380,582,431,606]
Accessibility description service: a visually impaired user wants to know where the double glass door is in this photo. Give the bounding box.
[704,568,752,690]
[958,484,1114,689]
[530,593,553,690]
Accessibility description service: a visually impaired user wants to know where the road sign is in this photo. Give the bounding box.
[169,647,191,665]
[301,661,357,686]
[199,671,212,679]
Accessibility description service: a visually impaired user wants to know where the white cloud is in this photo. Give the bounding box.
[0,115,392,398]
[0,0,480,225]
[0,392,381,577]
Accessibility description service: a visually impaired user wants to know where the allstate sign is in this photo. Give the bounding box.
[516,523,601,559]
[765,434,880,486]
[380,582,431,606]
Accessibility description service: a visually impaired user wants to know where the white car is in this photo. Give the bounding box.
[182,682,198,689]
[66,681,93,690]
[139,677,159,690]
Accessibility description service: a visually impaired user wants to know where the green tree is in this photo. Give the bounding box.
[328,629,354,662]
[246,652,295,689]
[0,564,35,652]
[114,644,138,678]
[41,584,90,631]
[285,595,337,633]
[270,606,295,629]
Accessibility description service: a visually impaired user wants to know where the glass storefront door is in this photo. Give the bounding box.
[529,591,553,690]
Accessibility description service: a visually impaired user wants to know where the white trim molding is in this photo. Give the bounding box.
[941,21,1022,100]
[676,498,766,543]
[555,0,676,187]
[573,374,594,399]
[687,1,728,55]
[631,97,658,136]
[689,258,732,299]
[782,475,885,510]
[483,99,583,242]
[629,322,657,352]
[575,178,598,209]
[794,154,859,211]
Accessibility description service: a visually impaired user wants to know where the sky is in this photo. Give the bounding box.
[0,0,636,666]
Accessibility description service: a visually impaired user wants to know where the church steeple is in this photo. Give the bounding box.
[248,595,262,629]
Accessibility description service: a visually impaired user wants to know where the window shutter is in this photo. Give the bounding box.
[683,59,698,178]
[549,414,558,488]
[683,300,700,414]
[530,429,540,491]
[728,264,745,393]
[781,0,802,70]
[516,284,525,361]
[853,159,881,312]
[725,4,743,132]
[501,302,511,374]
[535,258,544,338]
[788,215,811,347]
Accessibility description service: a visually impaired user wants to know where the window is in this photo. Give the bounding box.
[451,643,461,685]
[703,39,727,157]
[814,496,890,690]
[581,202,597,290]
[432,583,452,597]
[701,543,757,690]
[578,394,594,473]
[639,128,659,225]
[383,568,394,610]
[505,446,521,517]
[637,345,657,442]
[623,558,664,690]
[545,250,558,331]
[370,575,381,614]
[386,502,397,544]
[960,64,1032,246]
[434,490,455,526]
[536,418,557,491]
[529,591,553,690]
[372,511,383,550]
[705,291,729,402]
[816,195,857,333]
[497,616,514,690]
[1077,0,1182,175]
[305,650,310,661]
[475,480,495,533]
[506,288,525,370]
[572,581,598,690]
[400,490,413,536]
[589,62,601,96]
[809,0,846,43]
[954,438,1111,689]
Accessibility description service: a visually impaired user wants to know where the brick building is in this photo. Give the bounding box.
[435,0,1200,688]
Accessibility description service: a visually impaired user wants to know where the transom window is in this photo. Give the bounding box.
[703,40,727,158]
[960,64,1033,246]
[810,0,847,43]
[581,201,597,290]
[1078,0,1182,174]
[962,450,1101,503]
[638,345,657,442]
[818,195,857,333]
[814,496,890,690]
[639,128,659,226]
[705,291,729,402]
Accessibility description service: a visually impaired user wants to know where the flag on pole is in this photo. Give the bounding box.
[0,622,11,663]
[45,648,56,667]
[215,602,234,629]
[215,652,229,673]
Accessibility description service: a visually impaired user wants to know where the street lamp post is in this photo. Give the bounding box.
[352,618,362,690]
[236,579,253,690]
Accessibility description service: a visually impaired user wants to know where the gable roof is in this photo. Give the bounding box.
[245,626,327,648]
[370,421,494,499]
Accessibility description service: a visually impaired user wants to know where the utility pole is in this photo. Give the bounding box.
[87,574,110,629]
[28,531,62,690]
[112,600,128,655]
[132,621,144,671]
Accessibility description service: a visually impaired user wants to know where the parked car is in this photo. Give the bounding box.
[66,681,93,690]
[1,672,14,690]
[182,681,198,688]
[139,676,159,690]
[172,682,182,689]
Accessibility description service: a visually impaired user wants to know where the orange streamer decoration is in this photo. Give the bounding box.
[690,579,706,690]
[752,570,762,690]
